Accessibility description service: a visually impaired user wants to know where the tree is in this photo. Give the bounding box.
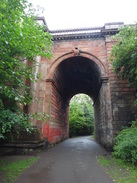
[0,0,53,139]
[69,94,94,137]
[110,24,137,99]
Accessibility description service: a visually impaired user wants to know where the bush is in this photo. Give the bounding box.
[0,109,32,140]
[69,121,93,137]
[113,120,137,164]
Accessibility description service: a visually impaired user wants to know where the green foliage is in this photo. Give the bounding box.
[110,24,137,99]
[113,120,137,164]
[0,0,52,106]
[0,109,33,139]
[110,23,137,164]
[0,0,53,139]
[69,94,94,137]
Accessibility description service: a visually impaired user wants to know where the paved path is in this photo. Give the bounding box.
[15,136,113,183]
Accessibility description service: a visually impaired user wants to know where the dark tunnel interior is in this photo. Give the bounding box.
[53,56,102,102]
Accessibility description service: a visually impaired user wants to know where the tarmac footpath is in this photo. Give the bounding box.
[15,136,114,183]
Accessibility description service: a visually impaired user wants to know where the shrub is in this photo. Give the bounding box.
[113,120,137,164]
[0,109,32,140]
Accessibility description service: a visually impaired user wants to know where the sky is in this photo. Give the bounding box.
[29,0,137,30]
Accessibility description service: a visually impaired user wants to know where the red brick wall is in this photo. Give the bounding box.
[43,38,111,146]
[29,36,136,149]
[43,79,69,143]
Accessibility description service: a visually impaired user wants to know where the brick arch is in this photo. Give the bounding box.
[46,51,107,80]
[29,28,137,150]
[44,53,112,147]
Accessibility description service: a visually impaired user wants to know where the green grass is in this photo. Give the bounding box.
[0,156,38,183]
[97,155,137,183]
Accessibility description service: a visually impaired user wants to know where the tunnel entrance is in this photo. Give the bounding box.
[44,55,113,149]
[53,56,102,101]
[69,94,94,138]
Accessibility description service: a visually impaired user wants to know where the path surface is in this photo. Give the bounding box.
[15,136,113,183]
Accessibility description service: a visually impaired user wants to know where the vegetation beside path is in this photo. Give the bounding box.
[97,155,137,183]
[110,23,137,165]
[0,156,38,183]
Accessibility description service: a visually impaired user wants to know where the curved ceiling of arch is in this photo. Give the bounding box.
[53,56,102,101]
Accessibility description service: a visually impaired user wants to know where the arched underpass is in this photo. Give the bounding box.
[29,24,136,150]
[44,55,113,149]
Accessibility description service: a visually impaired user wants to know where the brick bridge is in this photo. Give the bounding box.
[29,21,136,149]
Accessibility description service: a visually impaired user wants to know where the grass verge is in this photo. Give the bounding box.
[97,155,137,183]
[0,156,38,183]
